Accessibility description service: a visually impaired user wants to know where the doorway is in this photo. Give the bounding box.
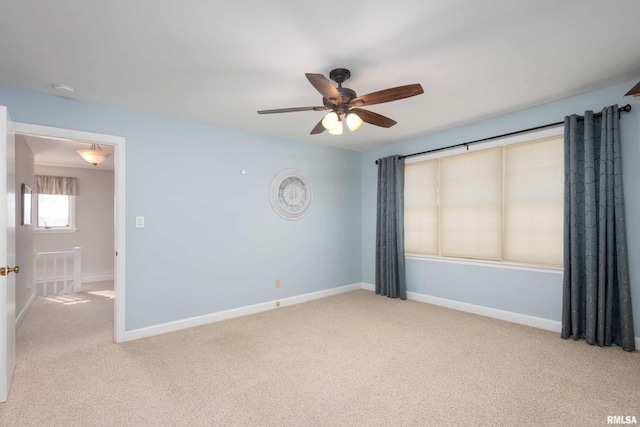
[13,122,125,343]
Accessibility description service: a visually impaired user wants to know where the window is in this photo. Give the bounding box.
[404,127,564,267]
[34,175,78,232]
[36,194,76,230]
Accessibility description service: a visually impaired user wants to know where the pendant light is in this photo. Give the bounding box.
[77,143,111,166]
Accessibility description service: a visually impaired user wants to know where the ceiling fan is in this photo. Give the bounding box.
[257,68,424,135]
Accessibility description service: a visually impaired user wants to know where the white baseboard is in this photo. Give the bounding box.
[407,291,562,332]
[83,273,114,283]
[362,282,561,332]
[121,283,363,343]
[361,283,639,350]
[120,281,640,351]
[279,283,363,308]
[16,290,37,331]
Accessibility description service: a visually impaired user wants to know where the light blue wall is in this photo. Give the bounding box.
[3,79,639,337]
[0,86,362,331]
[360,81,640,335]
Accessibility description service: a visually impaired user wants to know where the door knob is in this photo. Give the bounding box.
[0,266,19,276]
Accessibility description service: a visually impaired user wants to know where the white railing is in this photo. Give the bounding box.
[33,247,82,296]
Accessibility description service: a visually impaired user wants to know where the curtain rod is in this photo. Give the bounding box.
[375,104,632,164]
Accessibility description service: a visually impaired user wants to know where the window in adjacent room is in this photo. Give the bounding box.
[404,126,563,268]
[34,175,78,232]
[36,194,76,230]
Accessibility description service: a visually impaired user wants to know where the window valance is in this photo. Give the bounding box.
[35,175,78,196]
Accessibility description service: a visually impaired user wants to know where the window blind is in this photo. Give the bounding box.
[403,134,563,267]
[440,148,503,260]
[503,136,563,266]
[404,160,438,255]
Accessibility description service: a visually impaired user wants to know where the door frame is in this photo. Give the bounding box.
[14,122,126,343]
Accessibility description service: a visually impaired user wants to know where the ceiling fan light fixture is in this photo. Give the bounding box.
[322,111,339,130]
[77,143,111,166]
[256,68,424,135]
[346,112,363,131]
[328,120,343,135]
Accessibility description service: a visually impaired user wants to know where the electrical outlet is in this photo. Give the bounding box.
[275,279,281,288]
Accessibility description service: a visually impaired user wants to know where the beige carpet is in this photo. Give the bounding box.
[1,283,638,426]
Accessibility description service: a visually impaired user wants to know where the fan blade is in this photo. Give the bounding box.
[351,108,397,128]
[257,106,327,114]
[350,84,423,107]
[310,118,326,135]
[625,81,640,97]
[305,73,342,105]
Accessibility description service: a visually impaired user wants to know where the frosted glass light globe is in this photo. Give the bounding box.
[321,112,339,130]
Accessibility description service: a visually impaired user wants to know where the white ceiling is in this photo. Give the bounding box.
[1,0,640,155]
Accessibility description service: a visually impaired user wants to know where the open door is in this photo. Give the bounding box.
[0,105,17,403]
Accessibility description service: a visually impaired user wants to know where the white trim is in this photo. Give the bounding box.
[13,123,124,145]
[279,283,362,307]
[113,127,126,344]
[405,290,562,332]
[82,273,114,283]
[33,161,111,170]
[15,291,36,331]
[34,192,77,231]
[362,283,375,292]
[405,125,564,164]
[361,283,560,331]
[13,122,126,343]
[405,254,563,275]
[34,228,77,234]
[121,283,363,343]
[360,283,638,350]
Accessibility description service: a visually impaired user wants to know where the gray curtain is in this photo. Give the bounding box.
[561,105,635,351]
[375,155,406,299]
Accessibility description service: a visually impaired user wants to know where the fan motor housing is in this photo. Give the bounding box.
[323,87,357,109]
[322,68,358,110]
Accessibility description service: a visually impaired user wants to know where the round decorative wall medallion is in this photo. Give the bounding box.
[269,169,313,220]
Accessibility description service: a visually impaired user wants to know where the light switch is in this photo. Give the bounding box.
[135,216,145,228]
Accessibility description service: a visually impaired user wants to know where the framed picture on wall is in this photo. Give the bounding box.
[21,183,32,225]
